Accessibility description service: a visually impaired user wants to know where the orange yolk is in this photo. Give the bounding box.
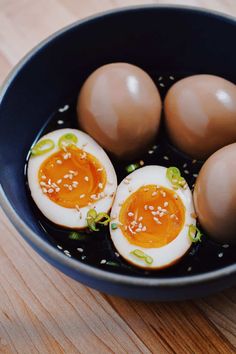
[119,185,185,248]
[38,146,106,208]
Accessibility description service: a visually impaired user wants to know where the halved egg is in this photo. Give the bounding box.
[109,165,196,269]
[27,128,117,228]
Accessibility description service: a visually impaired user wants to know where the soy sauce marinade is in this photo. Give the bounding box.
[25,73,236,278]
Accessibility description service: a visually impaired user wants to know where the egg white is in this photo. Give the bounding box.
[109,165,196,269]
[28,128,117,228]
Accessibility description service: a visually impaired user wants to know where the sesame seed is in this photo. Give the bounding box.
[98,183,103,189]
[57,245,63,250]
[48,179,51,185]
[52,183,58,188]
[68,186,73,191]
[128,225,136,234]
[152,191,158,196]
[124,225,128,230]
[151,211,158,216]
[218,252,224,258]
[193,174,198,178]
[139,160,144,166]
[77,248,83,253]
[100,259,106,264]
[48,188,54,193]
[40,181,46,186]
[222,244,229,249]
[144,205,148,210]
[64,174,69,179]
[149,206,154,210]
[138,216,143,221]
[128,212,134,217]
[131,220,137,226]
[161,191,166,197]
[169,75,175,80]
[163,156,169,160]
[144,188,149,192]
[158,76,163,81]
[57,179,62,184]
[80,194,85,198]
[56,159,62,164]
[42,188,47,193]
[90,194,97,200]
[58,104,69,112]
[184,170,189,174]
[159,82,165,87]
[187,266,192,272]
[159,212,164,217]
[115,252,120,257]
[136,228,141,232]
[164,202,169,207]
[97,168,103,171]
[183,163,187,168]
[68,174,73,180]
[57,119,64,125]
[192,159,197,164]
[55,187,60,192]
[153,217,161,224]
[72,181,78,186]
[148,150,154,154]
[75,205,80,211]
[142,226,147,232]
[156,185,160,189]
[81,255,86,260]
[170,214,175,219]
[41,175,46,180]
[84,176,89,181]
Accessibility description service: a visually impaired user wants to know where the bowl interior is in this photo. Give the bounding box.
[0,6,236,280]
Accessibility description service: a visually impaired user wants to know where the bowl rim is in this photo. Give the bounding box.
[0,4,236,289]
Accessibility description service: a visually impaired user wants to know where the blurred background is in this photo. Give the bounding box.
[0,0,236,84]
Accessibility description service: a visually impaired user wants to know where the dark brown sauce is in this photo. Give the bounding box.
[25,72,236,278]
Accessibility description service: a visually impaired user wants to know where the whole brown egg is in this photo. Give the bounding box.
[77,63,162,159]
[164,75,236,160]
[193,143,236,244]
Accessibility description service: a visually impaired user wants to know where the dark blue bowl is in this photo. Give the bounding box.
[0,5,236,301]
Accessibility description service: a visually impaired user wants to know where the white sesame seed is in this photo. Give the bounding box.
[222,244,229,249]
[187,266,192,272]
[158,76,163,81]
[80,194,85,198]
[138,216,143,221]
[131,220,137,226]
[81,255,86,260]
[100,259,106,264]
[142,226,147,232]
[55,187,60,192]
[84,176,89,182]
[75,205,80,211]
[48,188,54,193]
[184,170,189,174]
[138,223,143,229]
[57,179,62,184]
[58,104,69,112]
[48,179,51,185]
[57,119,64,125]
[149,206,154,210]
[56,159,62,164]
[52,183,58,188]
[90,194,97,200]
[128,212,134,217]
[42,188,47,194]
[151,211,158,216]
[163,156,169,160]
[159,82,165,87]
[193,174,198,178]
[124,225,128,230]
[170,214,175,219]
[169,75,175,80]
[183,163,187,168]
[148,150,154,154]
[68,185,73,191]
[164,202,169,207]
[98,183,103,189]
[144,205,148,210]
[115,252,120,257]
[156,185,160,189]
[139,160,144,166]
[218,252,224,258]
[72,181,78,186]
[192,159,197,164]
[77,248,83,253]
[97,168,103,172]
[41,175,46,180]
[68,174,73,180]
[64,174,69,179]
[57,245,63,250]
[40,181,46,186]
[153,217,161,224]
[159,212,164,217]
[128,225,136,234]
[144,188,149,192]
[152,191,158,196]
[161,191,166,197]
[136,228,142,232]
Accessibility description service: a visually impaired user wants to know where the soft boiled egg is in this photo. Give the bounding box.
[27,128,117,228]
[109,165,196,269]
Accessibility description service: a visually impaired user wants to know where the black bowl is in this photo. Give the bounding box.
[0,5,236,301]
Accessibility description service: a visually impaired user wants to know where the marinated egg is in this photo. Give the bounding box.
[110,166,196,269]
[194,143,236,244]
[77,63,162,159]
[164,75,236,160]
[27,129,117,228]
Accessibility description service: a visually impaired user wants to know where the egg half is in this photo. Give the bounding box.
[27,128,117,228]
[109,166,196,269]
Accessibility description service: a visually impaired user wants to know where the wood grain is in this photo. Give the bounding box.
[0,1,235,353]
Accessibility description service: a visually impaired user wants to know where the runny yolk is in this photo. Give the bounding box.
[119,185,185,248]
[38,146,106,208]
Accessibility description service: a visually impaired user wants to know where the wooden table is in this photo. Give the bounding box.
[0,1,235,353]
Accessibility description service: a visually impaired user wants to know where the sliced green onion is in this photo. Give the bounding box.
[130,249,153,265]
[58,133,78,149]
[95,212,110,225]
[131,249,145,258]
[31,139,55,156]
[145,255,154,265]
[166,166,187,189]
[87,218,99,232]
[87,209,97,220]
[188,224,203,243]
[111,223,118,230]
[125,163,140,174]
[69,232,86,240]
